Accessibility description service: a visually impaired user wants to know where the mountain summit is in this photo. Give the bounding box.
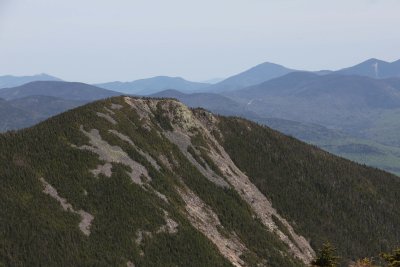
[208,62,298,92]
[336,58,400,78]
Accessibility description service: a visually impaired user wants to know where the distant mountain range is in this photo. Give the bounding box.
[0,73,61,89]
[0,97,34,131]
[152,71,400,175]
[96,76,210,95]
[0,95,84,132]
[207,62,298,92]
[0,81,121,101]
[336,58,400,78]
[6,58,400,95]
[0,81,122,131]
[2,57,400,175]
[207,58,400,93]
[225,72,400,135]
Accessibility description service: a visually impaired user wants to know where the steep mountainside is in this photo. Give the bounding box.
[1,97,399,266]
[217,117,400,261]
[0,81,121,101]
[253,117,400,175]
[0,73,61,89]
[336,58,400,78]
[208,62,298,92]
[96,76,210,95]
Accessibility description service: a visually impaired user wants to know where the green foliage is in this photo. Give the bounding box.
[154,101,173,131]
[311,243,339,267]
[216,116,400,265]
[187,145,206,168]
[0,98,233,266]
[2,96,398,266]
[381,248,400,267]
[0,97,305,266]
[350,258,376,267]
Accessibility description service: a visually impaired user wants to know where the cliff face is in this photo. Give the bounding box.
[1,96,399,267]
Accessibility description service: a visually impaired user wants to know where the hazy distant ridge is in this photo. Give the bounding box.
[0,73,61,89]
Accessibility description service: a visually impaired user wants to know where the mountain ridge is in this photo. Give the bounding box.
[96,76,210,95]
[208,62,298,92]
[0,81,121,101]
[0,73,61,89]
[1,96,400,266]
[226,72,400,126]
[335,58,400,78]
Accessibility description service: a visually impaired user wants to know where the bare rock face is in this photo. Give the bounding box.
[91,162,113,177]
[96,111,117,125]
[77,126,151,185]
[39,177,94,236]
[109,129,161,171]
[176,184,247,267]
[71,97,314,265]
[163,130,230,188]
[141,98,315,264]
[110,103,123,110]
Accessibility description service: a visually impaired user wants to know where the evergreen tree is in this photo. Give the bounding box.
[381,248,400,267]
[311,242,339,267]
[350,258,375,267]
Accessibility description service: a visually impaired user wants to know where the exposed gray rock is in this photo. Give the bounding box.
[91,162,112,177]
[110,103,123,110]
[96,112,117,125]
[164,130,229,188]
[176,184,247,267]
[39,177,94,236]
[77,126,151,185]
[109,129,161,171]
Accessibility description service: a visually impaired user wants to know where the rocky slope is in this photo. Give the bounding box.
[1,96,399,266]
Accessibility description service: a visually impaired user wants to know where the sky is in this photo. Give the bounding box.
[0,0,399,83]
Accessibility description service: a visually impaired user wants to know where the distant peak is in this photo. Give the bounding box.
[257,61,286,68]
[362,58,388,64]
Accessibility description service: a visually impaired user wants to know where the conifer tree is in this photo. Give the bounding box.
[311,242,340,267]
[381,248,400,267]
[350,258,375,267]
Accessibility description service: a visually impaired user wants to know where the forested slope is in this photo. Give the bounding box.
[0,96,399,266]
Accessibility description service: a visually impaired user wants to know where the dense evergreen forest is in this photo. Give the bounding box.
[216,116,400,266]
[0,96,399,266]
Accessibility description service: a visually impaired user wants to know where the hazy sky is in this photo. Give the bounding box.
[1,0,399,83]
